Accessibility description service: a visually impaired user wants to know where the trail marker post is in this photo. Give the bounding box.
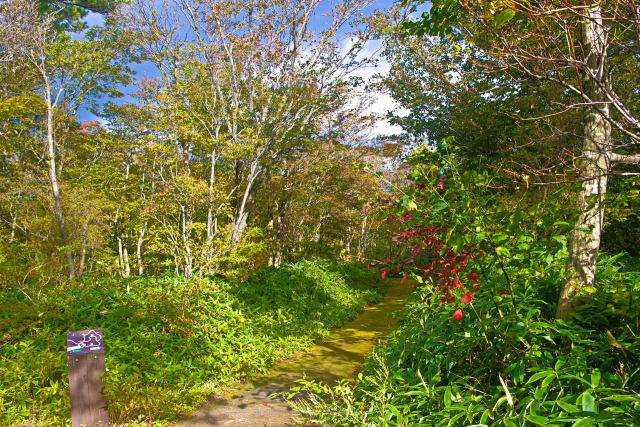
[67,329,110,426]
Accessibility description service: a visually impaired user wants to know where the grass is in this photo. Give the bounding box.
[0,259,383,425]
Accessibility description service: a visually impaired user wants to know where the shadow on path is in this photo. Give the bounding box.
[181,280,410,426]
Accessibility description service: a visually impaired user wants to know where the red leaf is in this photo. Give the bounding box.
[452,309,463,320]
[381,270,388,279]
[466,272,479,281]
[460,292,474,304]
[401,273,409,284]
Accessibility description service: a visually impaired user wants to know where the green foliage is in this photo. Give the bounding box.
[37,0,124,31]
[0,260,381,425]
[602,176,640,256]
[288,153,640,425]
[401,0,461,37]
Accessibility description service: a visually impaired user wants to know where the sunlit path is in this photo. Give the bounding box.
[181,279,409,426]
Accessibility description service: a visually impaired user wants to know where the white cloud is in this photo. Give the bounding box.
[342,39,407,138]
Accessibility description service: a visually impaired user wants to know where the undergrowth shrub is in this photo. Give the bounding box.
[288,149,640,426]
[291,254,640,426]
[0,259,381,425]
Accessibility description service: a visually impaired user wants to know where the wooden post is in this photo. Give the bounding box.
[67,329,110,426]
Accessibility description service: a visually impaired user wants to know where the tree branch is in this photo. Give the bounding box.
[609,152,640,165]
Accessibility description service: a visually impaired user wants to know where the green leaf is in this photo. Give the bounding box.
[527,370,555,384]
[492,395,509,412]
[556,400,580,414]
[433,201,447,212]
[444,386,452,407]
[447,412,466,425]
[386,404,403,422]
[602,394,640,402]
[590,370,601,388]
[571,417,594,427]
[541,373,555,388]
[527,414,549,425]
[494,8,515,27]
[493,233,508,243]
[580,391,596,415]
[480,409,491,424]
[601,406,625,414]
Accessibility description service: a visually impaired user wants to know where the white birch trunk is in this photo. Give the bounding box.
[137,221,147,275]
[45,87,75,280]
[557,4,611,319]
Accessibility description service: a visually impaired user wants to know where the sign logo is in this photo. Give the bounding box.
[67,329,104,355]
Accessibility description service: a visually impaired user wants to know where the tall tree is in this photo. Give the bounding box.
[118,0,378,247]
[0,0,131,279]
[401,0,640,318]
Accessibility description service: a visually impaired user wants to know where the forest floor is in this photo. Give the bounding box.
[180,279,410,426]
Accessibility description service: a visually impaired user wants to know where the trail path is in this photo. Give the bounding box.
[181,279,409,426]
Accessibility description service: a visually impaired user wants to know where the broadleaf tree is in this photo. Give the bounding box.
[400,0,640,319]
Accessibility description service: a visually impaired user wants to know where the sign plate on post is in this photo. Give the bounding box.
[67,329,109,426]
[67,329,104,354]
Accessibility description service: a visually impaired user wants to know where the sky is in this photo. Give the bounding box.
[79,0,422,138]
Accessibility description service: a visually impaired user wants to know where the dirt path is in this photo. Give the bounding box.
[181,279,409,426]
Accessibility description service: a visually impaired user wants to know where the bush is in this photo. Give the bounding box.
[0,259,381,425]
[288,151,640,426]
[291,259,640,426]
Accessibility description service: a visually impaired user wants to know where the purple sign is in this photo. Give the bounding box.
[67,329,104,355]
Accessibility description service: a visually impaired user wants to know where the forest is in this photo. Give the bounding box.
[0,0,639,425]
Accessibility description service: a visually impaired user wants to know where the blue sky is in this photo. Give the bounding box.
[79,0,423,137]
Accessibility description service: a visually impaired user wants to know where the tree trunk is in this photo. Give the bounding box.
[116,234,131,278]
[557,4,611,320]
[181,205,193,277]
[345,237,351,261]
[270,193,290,268]
[136,221,147,275]
[117,235,124,276]
[45,90,75,280]
[9,210,17,243]
[123,232,131,278]
[77,226,88,279]
[357,210,368,257]
[206,143,218,272]
[231,166,262,243]
[207,146,217,242]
